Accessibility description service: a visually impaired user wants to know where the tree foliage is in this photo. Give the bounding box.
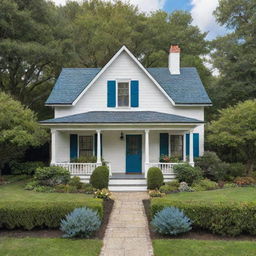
[209,0,256,112]
[0,0,74,116]
[207,100,256,172]
[0,92,47,172]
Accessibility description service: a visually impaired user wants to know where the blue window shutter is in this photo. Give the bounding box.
[186,134,190,156]
[94,134,103,157]
[186,133,199,157]
[193,133,199,157]
[160,133,169,156]
[70,134,78,160]
[131,80,139,107]
[107,80,116,107]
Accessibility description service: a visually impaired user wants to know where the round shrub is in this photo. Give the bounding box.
[90,166,109,189]
[178,182,194,192]
[60,207,101,238]
[151,207,192,235]
[34,166,70,186]
[173,164,202,185]
[147,167,163,189]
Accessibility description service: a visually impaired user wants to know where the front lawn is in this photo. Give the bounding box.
[153,239,256,256]
[0,237,102,256]
[0,180,95,202]
[165,186,256,203]
[0,180,103,230]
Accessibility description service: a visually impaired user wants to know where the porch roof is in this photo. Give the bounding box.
[40,111,203,124]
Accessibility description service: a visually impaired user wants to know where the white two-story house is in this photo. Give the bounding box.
[40,45,211,191]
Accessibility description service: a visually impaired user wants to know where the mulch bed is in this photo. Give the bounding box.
[0,199,114,239]
[143,199,256,241]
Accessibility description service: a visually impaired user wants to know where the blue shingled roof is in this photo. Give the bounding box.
[45,67,211,105]
[45,68,101,105]
[147,67,211,104]
[40,111,203,124]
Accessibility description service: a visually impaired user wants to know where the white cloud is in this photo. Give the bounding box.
[190,0,227,40]
[51,0,166,12]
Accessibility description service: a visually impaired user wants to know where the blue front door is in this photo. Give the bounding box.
[126,135,142,173]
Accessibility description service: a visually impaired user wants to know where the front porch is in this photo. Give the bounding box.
[51,126,199,189]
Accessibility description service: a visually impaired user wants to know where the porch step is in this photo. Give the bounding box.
[109,185,147,192]
[109,179,146,185]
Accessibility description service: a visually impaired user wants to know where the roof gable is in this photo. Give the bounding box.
[45,46,212,106]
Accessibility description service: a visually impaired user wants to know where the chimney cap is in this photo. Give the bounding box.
[170,45,180,53]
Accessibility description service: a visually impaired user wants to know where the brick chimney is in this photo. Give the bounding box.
[169,45,180,75]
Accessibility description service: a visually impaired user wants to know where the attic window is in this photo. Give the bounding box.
[117,82,129,107]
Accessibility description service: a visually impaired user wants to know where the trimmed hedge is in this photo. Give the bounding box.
[0,200,103,230]
[151,198,256,236]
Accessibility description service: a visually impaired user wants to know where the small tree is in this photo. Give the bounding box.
[0,92,47,174]
[207,100,256,173]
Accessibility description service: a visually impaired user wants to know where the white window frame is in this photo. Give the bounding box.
[169,133,184,157]
[77,134,95,158]
[116,79,131,108]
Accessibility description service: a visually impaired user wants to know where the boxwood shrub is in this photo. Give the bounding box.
[147,167,164,189]
[90,166,109,189]
[0,200,103,230]
[151,198,256,236]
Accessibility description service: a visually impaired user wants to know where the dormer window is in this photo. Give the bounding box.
[117,82,129,107]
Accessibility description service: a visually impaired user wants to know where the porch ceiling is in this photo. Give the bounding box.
[40,111,204,125]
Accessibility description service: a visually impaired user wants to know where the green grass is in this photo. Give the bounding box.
[0,237,102,256]
[153,239,256,256]
[0,181,94,202]
[165,187,256,203]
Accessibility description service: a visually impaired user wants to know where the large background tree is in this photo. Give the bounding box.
[208,0,256,114]
[0,92,47,174]
[0,0,74,119]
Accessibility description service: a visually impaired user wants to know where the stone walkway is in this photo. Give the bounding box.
[100,192,153,256]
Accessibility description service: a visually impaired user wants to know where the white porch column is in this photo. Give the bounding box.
[189,130,194,166]
[51,129,56,164]
[145,129,150,177]
[183,133,186,162]
[96,130,102,164]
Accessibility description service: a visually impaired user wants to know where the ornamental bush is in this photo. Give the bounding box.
[90,166,109,189]
[174,164,202,185]
[68,176,83,189]
[151,207,192,235]
[147,167,163,189]
[60,207,101,238]
[192,179,218,191]
[151,199,256,236]
[34,166,70,186]
[0,201,103,230]
[234,177,256,186]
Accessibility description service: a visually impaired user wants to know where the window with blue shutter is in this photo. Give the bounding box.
[186,133,199,157]
[131,80,139,107]
[70,134,78,160]
[107,80,116,107]
[160,133,169,157]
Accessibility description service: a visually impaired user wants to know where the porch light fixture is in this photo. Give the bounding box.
[120,132,124,140]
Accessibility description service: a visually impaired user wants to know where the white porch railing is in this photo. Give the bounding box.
[145,162,183,177]
[53,162,112,176]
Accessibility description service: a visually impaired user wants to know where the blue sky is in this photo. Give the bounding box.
[163,0,192,13]
[53,0,228,40]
